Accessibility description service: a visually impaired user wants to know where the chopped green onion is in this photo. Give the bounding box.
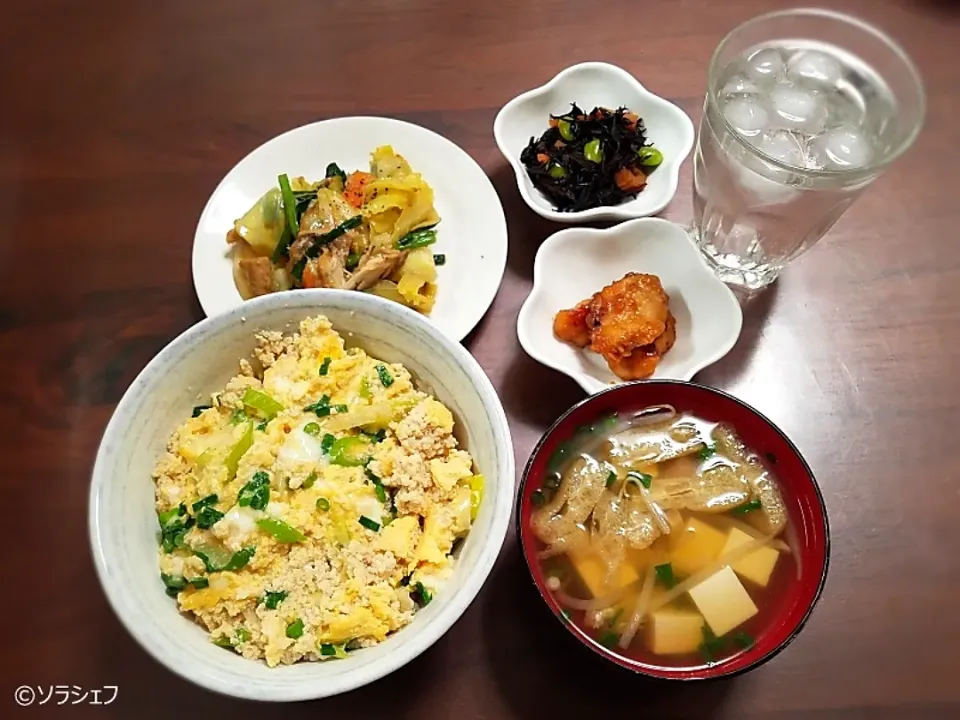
[433,253,446,266]
[626,470,653,489]
[698,444,716,460]
[235,627,252,643]
[531,489,546,507]
[224,422,254,481]
[191,405,212,418]
[584,138,603,163]
[285,618,304,639]
[262,590,288,610]
[731,499,763,515]
[303,422,321,436]
[605,471,617,488]
[237,470,270,510]
[195,546,255,574]
[319,357,332,376]
[212,634,234,648]
[242,388,284,420]
[186,577,208,589]
[329,436,372,467]
[304,216,363,260]
[316,497,330,511]
[654,562,675,589]
[333,403,348,413]
[366,468,387,503]
[358,515,380,532]
[375,364,394,387]
[598,631,619,648]
[256,517,306,543]
[557,119,576,142]
[256,420,268,432]
[228,408,249,425]
[396,228,437,251]
[158,504,193,553]
[361,428,386,443]
[319,643,337,657]
[278,174,299,236]
[325,162,347,184]
[358,376,372,399]
[698,624,725,663]
[302,471,317,489]
[158,504,185,527]
[547,441,571,473]
[345,252,361,271]
[321,433,335,454]
[637,146,664,168]
[412,581,432,606]
[733,631,755,649]
[303,394,332,417]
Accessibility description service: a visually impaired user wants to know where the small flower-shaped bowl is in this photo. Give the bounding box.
[494,62,695,222]
[517,218,742,393]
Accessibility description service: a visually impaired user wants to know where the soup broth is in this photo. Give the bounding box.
[530,406,796,667]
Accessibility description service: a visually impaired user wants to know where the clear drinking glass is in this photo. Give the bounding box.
[691,9,925,289]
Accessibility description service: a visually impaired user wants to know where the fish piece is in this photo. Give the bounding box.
[531,455,609,545]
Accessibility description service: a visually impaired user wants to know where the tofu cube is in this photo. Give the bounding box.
[569,551,639,598]
[722,527,780,587]
[688,566,758,637]
[669,517,727,576]
[645,608,705,655]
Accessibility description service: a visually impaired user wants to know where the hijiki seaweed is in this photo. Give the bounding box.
[520,104,663,212]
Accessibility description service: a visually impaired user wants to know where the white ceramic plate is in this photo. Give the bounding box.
[494,62,695,222]
[89,290,515,701]
[517,218,742,393]
[193,117,508,341]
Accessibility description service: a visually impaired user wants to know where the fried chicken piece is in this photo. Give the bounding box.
[554,273,674,381]
[585,273,669,359]
[553,299,592,348]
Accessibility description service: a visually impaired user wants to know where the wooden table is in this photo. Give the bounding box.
[3,0,958,717]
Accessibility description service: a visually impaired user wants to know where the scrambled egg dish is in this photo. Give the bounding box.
[153,316,483,666]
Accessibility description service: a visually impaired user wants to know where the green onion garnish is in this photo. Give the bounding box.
[302,471,317,489]
[262,590,288,610]
[191,405,212,418]
[598,631,618,648]
[278,174,299,237]
[285,618,304,639]
[732,499,763,515]
[235,628,252,643]
[191,494,218,512]
[316,497,330,511]
[303,422,321,436]
[375,364,394,387]
[187,577,209,589]
[195,505,224,530]
[319,643,337,656]
[241,388,284,420]
[698,444,717,460]
[237,471,270,510]
[321,433,335,454]
[654,562,675,589]
[256,517,306,543]
[319,357,332,376]
[605,471,617,488]
[733,631,755,649]
[303,394,332,417]
[366,468,387,503]
[626,470,653,489]
[358,515,380,532]
[433,253,446,265]
[413,581,432,606]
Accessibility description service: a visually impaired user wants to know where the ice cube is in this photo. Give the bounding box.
[744,47,784,87]
[722,74,760,98]
[787,50,842,90]
[723,98,769,138]
[751,130,804,168]
[809,126,874,170]
[768,83,827,135]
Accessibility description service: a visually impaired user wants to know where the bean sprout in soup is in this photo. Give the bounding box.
[530,406,796,666]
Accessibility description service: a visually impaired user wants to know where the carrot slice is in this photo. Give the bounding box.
[343,171,374,208]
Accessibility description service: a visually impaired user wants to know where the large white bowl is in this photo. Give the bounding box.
[88,290,515,701]
[192,117,508,341]
[494,62,695,222]
[517,218,742,393]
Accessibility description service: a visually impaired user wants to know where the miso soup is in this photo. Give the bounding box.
[530,406,796,667]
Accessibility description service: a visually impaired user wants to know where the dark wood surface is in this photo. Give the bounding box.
[2,0,958,717]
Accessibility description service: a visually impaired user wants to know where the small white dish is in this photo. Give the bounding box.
[89,290,515,701]
[494,62,695,222]
[517,218,742,393]
[193,117,508,341]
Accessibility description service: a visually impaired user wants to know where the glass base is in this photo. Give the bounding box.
[688,226,781,291]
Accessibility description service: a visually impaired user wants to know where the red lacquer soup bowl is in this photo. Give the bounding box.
[517,380,830,680]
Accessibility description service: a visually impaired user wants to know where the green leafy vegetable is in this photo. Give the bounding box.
[158,504,194,553]
[433,253,446,266]
[319,357,332,376]
[358,515,380,532]
[286,618,304,639]
[278,174,299,236]
[237,471,270,510]
[191,405,212,418]
[731,499,762,515]
[195,505,224,530]
[733,631,755,649]
[316,497,330,511]
[302,471,318,489]
[195,546,255,573]
[235,627,252,643]
[325,162,347,184]
[321,433,336,454]
[698,624,725,663]
[271,225,294,263]
[192,495,217,511]
[160,573,187,597]
[256,516,306,543]
[262,590,288,610]
[319,643,337,657]
[375,364,394,387]
[303,394,332,417]
[225,422,254,480]
[345,252,361,271]
[256,420,268,432]
[213,634,234,648]
[229,408,249,425]
[412,581,432,607]
[242,388,284,420]
[654,562,675,589]
[186,577,208,589]
[291,257,307,283]
[303,216,363,260]
[396,226,438,251]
